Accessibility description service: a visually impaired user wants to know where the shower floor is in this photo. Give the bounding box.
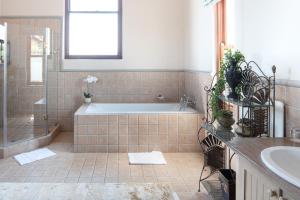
[0,114,54,146]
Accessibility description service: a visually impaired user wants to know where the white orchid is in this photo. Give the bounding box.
[83,75,98,84]
[83,75,98,102]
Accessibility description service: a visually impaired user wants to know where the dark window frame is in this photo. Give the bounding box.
[65,0,123,59]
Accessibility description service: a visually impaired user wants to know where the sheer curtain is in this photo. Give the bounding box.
[203,0,220,6]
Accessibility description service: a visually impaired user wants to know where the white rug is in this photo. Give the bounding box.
[128,151,167,165]
[0,183,179,200]
[14,148,56,165]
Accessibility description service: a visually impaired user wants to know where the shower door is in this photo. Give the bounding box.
[0,23,7,147]
[0,20,50,147]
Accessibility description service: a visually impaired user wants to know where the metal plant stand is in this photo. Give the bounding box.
[197,62,276,195]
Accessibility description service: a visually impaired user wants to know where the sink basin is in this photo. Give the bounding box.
[261,146,300,188]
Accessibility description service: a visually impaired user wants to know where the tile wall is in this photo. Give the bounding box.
[74,113,201,153]
[58,72,185,131]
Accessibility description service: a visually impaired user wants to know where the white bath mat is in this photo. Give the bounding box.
[128,151,167,165]
[14,148,56,165]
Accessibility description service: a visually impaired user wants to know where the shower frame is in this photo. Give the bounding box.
[0,21,51,147]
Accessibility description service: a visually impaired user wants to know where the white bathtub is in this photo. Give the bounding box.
[76,103,198,115]
[74,103,200,153]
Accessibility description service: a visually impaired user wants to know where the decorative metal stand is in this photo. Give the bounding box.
[197,62,276,194]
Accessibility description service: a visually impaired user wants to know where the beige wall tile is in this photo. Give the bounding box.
[128,145,138,153]
[87,136,98,145]
[138,115,148,124]
[98,125,109,135]
[138,145,149,152]
[148,135,160,145]
[129,125,138,135]
[128,135,138,145]
[148,114,159,124]
[98,115,108,124]
[119,124,129,136]
[87,125,98,135]
[148,124,159,135]
[119,145,128,153]
[77,125,88,135]
[159,123,168,135]
[108,145,118,153]
[109,124,118,135]
[159,114,168,124]
[118,115,129,124]
[179,135,197,145]
[119,135,128,145]
[108,135,118,145]
[109,115,119,125]
[129,115,138,125]
[97,136,108,145]
[138,125,148,135]
[159,135,168,145]
[138,135,148,145]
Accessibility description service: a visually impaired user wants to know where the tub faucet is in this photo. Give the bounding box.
[180,95,196,110]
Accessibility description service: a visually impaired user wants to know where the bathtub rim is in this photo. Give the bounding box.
[75,103,199,115]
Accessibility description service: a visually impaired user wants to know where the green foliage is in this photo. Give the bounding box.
[210,64,226,119]
[84,92,92,98]
[210,49,245,119]
[223,49,245,69]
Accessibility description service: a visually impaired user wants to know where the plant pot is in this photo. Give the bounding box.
[225,65,242,99]
[217,115,235,130]
[84,98,92,103]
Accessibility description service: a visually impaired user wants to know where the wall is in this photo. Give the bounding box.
[184,0,215,73]
[234,0,300,81]
[183,0,214,115]
[1,0,186,71]
[232,0,300,135]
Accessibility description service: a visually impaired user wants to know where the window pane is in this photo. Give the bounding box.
[69,13,119,56]
[70,0,119,12]
[31,35,44,56]
[30,57,43,82]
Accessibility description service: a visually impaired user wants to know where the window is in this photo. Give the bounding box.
[65,0,123,59]
[215,0,227,71]
[28,35,45,84]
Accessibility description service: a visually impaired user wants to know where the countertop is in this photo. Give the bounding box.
[212,130,300,197]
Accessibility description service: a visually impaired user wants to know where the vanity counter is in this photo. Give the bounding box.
[212,130,300,198]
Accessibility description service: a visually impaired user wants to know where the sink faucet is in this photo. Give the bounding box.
[180,94,196,111]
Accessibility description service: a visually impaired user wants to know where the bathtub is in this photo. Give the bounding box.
[77,103,198,114]
[74,103,201,153]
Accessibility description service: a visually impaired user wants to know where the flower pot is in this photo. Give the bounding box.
[225,65,242,99]
[217,115,235,130]
[84,98,92,103]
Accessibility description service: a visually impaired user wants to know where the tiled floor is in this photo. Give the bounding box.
[0,133,209,200]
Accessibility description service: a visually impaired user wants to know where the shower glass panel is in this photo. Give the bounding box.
[0,20,51,146]
[0,23,6,147]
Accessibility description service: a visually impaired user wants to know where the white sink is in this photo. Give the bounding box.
[261,146,300,188]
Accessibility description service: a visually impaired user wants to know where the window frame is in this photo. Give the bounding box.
[27,35,46,86]
[64,0,123,59]
[215,0,227,71]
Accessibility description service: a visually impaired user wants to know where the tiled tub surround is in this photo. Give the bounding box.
[74,103,202,153]
[58,72,184,131]
[184,71,212,113]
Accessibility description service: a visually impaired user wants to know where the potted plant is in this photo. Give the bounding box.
[84,92,93,103]
[83,75,98,104]
[222,49,245,100]
[210,62,235,130]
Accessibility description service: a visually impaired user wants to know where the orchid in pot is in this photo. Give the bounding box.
[83,75,98,103]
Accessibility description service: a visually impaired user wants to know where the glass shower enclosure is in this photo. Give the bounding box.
[0,20,55,147]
